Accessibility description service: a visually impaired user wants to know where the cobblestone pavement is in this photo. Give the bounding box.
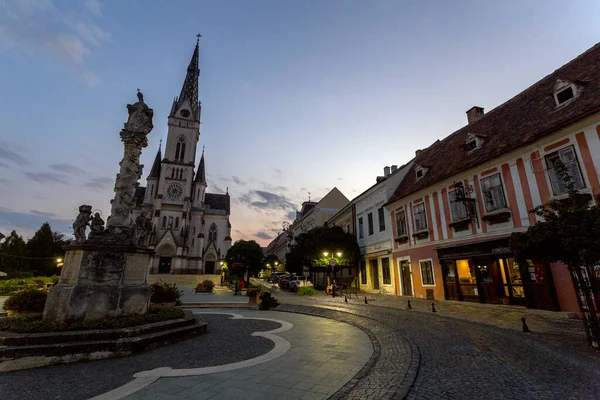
[268,286,600,400]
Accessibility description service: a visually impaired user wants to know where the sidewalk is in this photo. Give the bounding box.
[252,279,586,342]
[178,285,253,308]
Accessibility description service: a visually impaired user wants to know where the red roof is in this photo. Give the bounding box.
[388,42,600,205]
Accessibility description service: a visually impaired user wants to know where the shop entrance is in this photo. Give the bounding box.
[158,257,172,273]
[400,260,413,296]
[370,260,379,290]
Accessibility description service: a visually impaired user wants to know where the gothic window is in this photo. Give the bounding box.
[180,143,186,162]
[175,143,181,161]
[162,216,167,228]
[176,135,186,162]
[208,224,218,242]
[175,217,179,229]
[171,168,175,178]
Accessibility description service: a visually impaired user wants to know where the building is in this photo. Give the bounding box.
[385,42,600,313]
[289,188,349,240]
[265,231,289,264]
[133,40,232,275]
[329,163,413,293]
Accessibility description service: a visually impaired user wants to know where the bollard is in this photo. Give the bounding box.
[431,302,436,312]
[344,295,348,303]
[407,300,412,309]
[365,296,368,304]
[521,317,531,333]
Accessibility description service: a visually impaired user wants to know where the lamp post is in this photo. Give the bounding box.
[323,251,343,297]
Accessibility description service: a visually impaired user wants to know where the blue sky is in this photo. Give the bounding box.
[1,0,599,245]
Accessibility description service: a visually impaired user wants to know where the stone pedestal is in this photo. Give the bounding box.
[43,244,152,322]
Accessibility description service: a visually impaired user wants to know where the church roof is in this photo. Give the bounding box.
[205,193,230,213]
[170,39,200,121]
[194,149,206,184]
[148,146,162,179]
[134,186,146,206]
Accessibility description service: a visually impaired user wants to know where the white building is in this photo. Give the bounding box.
[133,40,232,275]
[289,188,350,241]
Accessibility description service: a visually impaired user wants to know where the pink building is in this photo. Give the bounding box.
[385,43,600,313]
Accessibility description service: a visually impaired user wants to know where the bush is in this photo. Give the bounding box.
[195,280,215,292]
[259,292,279,310]
[3,289,48,313]
[0,276,59,295]
[0,305,185,333]
[296,287,319,296]
[150,281,182,305]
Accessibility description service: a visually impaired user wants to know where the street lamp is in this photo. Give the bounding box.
[323,251,343,297]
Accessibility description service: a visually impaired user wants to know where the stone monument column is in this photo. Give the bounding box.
[43,91,156,323]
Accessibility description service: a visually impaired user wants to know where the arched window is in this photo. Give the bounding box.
[180,143,186,162]
[171,168,175,178]
[179,168,183,179]
[175,217,179,229]
[162,216,167,228]
[208,224,218,242]
[175,143,181,161]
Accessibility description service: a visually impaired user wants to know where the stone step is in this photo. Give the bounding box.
[179,302,256,309]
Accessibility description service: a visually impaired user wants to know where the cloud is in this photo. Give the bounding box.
[255,231,273,240]
[50,163,85,174]
[287,211,296,220]
[239,190,297,213]
[0,0,109,85]
[0,142,28,165]
[0,178,10,184]
[337,177,344,181]
[211,183,226,194]
[232,176,245,186]
[84,177,112,191]
[23,172,68,184]
[0,162,8,169]
[0,207,72,233]
[30,209,55,218]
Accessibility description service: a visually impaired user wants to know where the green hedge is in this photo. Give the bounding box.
[0,305,185,333]
[0,276,59,295]
[296,287,319,296]
[3,289,48,313]
[150,281,182,304]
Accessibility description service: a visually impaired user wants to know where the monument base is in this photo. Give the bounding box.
[43,243,152,322]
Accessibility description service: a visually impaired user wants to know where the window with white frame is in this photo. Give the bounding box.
[378,207,385,231]
[481,173,507,212]
[367,213,374,235]
[545,146,585,195]
[419,259,435,285]
[358,217,364,239]
[413,203,427,232]
[395,209,407,236]
[553,80,578,107]
[448,190,468,221]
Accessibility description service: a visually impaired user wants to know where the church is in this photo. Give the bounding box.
[133,39,232,275]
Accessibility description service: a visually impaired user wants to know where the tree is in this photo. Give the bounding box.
[0,230,28,275]
[225,240,264,278]
[26,222,64,276]
[263,254,282,271]
[510,162,600,347]
[286,226,360,275]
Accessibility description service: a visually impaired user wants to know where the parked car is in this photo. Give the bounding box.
[269,272,286,283]
[278,275,292,290]
[289,275,313,292]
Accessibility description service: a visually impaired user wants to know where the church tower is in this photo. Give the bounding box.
[134,37,232,276]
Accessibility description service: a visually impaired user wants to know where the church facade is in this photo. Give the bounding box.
[133,40,232,275]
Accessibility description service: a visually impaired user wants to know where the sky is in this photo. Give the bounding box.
[1,0,600,245]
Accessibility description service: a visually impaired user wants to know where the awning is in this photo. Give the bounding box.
[435,236,512,260]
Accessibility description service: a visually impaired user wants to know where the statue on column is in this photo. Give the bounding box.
[73,205,92,243]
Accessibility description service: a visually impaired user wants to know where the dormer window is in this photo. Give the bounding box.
[416,169,424,179]
[553,79,579,107]
[465,133,485,152]
[465,140,477,151]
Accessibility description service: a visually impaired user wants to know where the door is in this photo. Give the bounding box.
[158,257,172,273]
[475,258,502,304]
[499,258,525,305]
[370,260,379,290]
[400,260,413,296]
[443,261,460,300]
[205,261,215,274]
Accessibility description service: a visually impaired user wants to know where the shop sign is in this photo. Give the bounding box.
[492,246,512,254]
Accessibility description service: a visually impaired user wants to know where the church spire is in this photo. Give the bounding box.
[171,36,201,121]
[148,140,162,179]
[194,145,206,185]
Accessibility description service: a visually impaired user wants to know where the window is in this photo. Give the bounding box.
[555,86,574,105]
[448,190,468,221]
[358,217,364,238]
[180,143,186,162]
[378,207,385,231]
[416,168,424,179]
[208,224,218,242]
[360,261,367,284]
[395,209,407,236]
[545,146,585,195]
[175,143,181,160]
[367,213,374,235]
[465,140,477,151]
[162,216,166,228]
[175,217,179,229]
[419,260,435,285]
[413,203,427,232]
[382,258,391,285]
[481,173,507,212]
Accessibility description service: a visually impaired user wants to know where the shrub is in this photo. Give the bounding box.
[195,280,215,292]
[0,276,60,295]
[0,305,185,333]
[259,292,279,310]
[3,289,48,313]
[296,287,319,296]
[150,281,182,305]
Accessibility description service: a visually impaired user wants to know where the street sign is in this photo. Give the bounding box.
[302,266,309,277]
[329,259,337,267]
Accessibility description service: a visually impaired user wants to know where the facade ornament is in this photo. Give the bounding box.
[73,205,92,243]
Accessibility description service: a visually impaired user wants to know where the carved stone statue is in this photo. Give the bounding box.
[133,212,152,246]
[124,90,154,134]
[73,205,92,243]
[89,212,105,237]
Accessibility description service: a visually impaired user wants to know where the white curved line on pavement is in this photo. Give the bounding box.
[88,312,293,400]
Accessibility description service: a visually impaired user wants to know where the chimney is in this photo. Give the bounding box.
[415,149,422,157]
[391,165,398,173]
[384,166,391,177]
[466,106,485,124]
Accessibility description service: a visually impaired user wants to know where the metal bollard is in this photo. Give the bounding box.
[365,296,368,304]
[431,302,436,312]
[521,317,531,333]
[344,295,348,303]
[407,300,412,309]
